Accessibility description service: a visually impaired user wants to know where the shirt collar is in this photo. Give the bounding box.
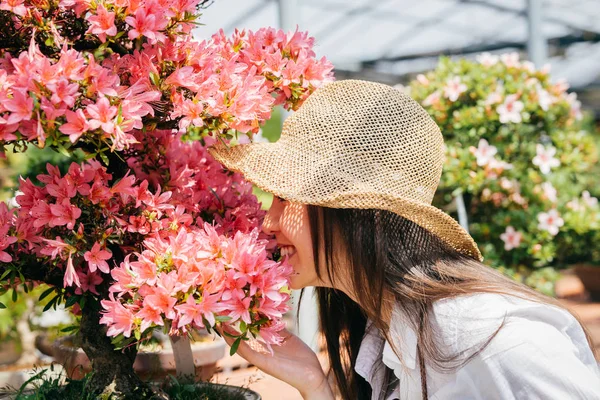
[355,305,419,383]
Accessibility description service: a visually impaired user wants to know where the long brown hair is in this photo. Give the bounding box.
[305,205,595,400]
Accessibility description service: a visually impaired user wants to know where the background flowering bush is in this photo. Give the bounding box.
[0,0,333,394]
[409,54,600,293]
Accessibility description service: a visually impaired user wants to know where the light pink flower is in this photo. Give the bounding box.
[500,226,522,251]
[532,144,560,175]
[582,191,598,208]
[100,296,135,337]
[540,182,557,203]
[470,139,497,167]
[59,109,89,143]
[443,77,467,102]
[84,242,112,274]
[75,270,103,295]
[0,0,27,16]
[86,4,117,43]
[537,209,564,236]
[497,94,524,123]
[86,97,117,134]
[4,89,34,124]
[63,252,81,288]
[422,91,441,107]
[565,92,582,120]
[476,52,499,67]
[500,52,520,68]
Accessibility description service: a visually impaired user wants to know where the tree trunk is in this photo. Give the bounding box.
[78,305,159,399]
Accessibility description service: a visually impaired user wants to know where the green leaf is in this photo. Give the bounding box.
[0,269,11,281]
[61,325,78,333]
[11,289,17,303]
[230,337,242,356]
[239,321,247,333]
[214,315,232,322]
[39,287,55,301]
[65,296,78,308]
[0,302,5,309]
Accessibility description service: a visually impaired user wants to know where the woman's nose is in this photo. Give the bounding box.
[261,207,280,236]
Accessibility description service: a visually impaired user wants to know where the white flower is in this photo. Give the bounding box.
[582,191,598,208]
[501,52,521,68]
[565,92,582,120]
[496,94,524,123]
[416,74,429,86]
[393,83,411,95]
[470,138,497,167]
[485,83,504,106]
[422,90,441,106]
[536,85,554,111]
[521,61,536,73]
[553,79,569,95]
[532,144,560,174]
[500,226,523,251]
[540,182,557,203]
[443,77,467,102]
[537,209,564,236]
[567,198,583,211]
[476,52,499,67]
[486,157,513,178]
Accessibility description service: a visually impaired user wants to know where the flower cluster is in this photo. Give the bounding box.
[0,0,334,156]
[100,224,292,349]
[409,53,599,290]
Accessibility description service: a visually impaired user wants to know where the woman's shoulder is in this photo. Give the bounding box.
[428,293,586,359]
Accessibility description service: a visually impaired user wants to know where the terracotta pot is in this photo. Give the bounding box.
[0,339,21,367]
[573,264,600,301]
[52,335,226,381]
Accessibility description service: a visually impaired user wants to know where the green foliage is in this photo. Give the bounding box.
[409,55,600,289]
[5,369,249,400]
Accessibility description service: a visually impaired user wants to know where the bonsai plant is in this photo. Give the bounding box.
[408,53,600,295]
[0,0,334,397]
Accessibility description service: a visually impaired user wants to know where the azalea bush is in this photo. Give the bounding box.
[0,0,333,396]
[409,53,600,292]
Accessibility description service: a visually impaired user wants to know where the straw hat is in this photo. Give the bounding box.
[208,79,482,261]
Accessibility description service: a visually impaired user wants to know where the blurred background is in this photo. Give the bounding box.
[1,1,599,399]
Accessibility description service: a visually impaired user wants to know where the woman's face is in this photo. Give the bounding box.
[261,196,322,290]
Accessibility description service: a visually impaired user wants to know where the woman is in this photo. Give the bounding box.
[208,80,600,399]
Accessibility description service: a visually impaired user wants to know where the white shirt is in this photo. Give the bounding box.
[355,293,600,399]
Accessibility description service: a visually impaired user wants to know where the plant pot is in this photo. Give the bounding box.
[0,338,21,367]
[52,335,226,381]
[0,381,261,400]
[573,264,600,301]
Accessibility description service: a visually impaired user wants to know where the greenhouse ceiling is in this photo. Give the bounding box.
[195,0,600,89]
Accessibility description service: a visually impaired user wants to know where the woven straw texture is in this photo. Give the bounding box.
[208,79,482,261]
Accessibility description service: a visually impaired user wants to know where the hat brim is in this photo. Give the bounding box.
[208,141,483,262]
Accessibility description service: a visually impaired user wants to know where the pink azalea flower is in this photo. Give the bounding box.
[5,89,34,124]
[59,109,89,143]
[46,78,79,107]
[442,77,467,102]
[496,94,524,123]
[75,269,103,295]
[469,139,497,167]
[532,144,560,175]
[175,293,223,329]
[0,235,17,262]
[49,198,81,229]
[537,209,564,236]
[0,123,18,141]
[125,9,166,44]
[40,236,71,259]
[536,85,553,111]
[143,286,176,319]
[86,4,117,43]
[499,226,522,251]
[84,242,112,274]
[0,0,27,16]
[86,96,117,134]
[136,303,164,332]
[100,296,135,337]
[63,252,81,288]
